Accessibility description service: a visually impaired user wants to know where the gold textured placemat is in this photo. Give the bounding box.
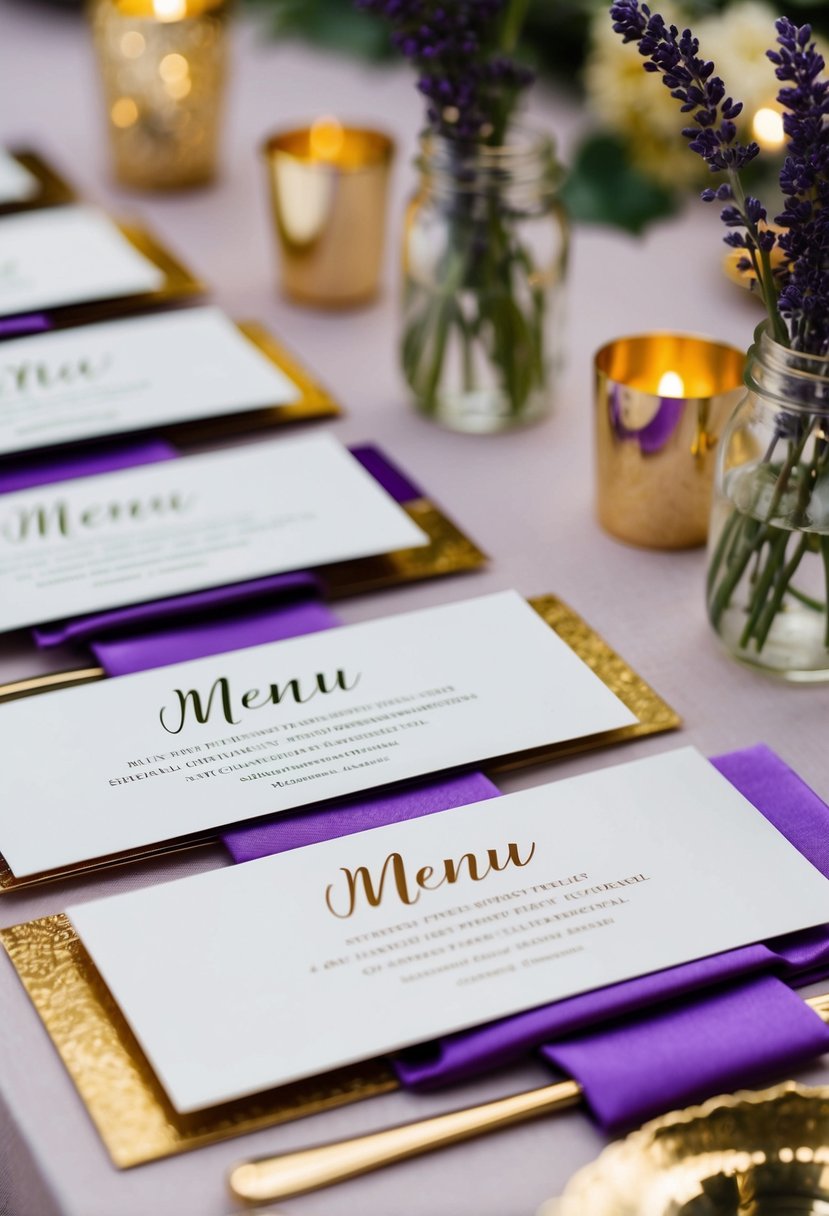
[0,595,677,891]
[0,914,397,1168]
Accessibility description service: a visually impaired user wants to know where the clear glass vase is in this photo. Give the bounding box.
[707,324,829,680]
[401,128,568,433]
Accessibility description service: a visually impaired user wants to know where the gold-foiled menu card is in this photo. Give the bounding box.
[0,592,635,880]
[4,746,825,1164]
[68,748,829,1112]
[0,149,74,214]
[0,204,201,319]
[0,307,338,457]
[0,593,675,890]
[0,433,428,634]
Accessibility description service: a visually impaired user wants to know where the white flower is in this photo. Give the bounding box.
[583,1,828,190]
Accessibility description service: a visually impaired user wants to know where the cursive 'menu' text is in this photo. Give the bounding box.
[1,490,194,544]
[159,670,361,734]
[325,840,537,918]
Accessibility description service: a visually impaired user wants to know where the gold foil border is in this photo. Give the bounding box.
[488,594,681,770]
[0,150,76,215]
[24,220,206,330]
[162,320,341,442]
[0,914,397,1168]
[0,592,677,892]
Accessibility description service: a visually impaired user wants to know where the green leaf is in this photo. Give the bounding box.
[245,0,393,59]
[561,132,679,235]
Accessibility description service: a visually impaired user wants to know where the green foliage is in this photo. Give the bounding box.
[245,0,393,58]
[562,132,678,234]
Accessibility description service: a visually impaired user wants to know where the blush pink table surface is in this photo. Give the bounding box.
[1,4,827,1215]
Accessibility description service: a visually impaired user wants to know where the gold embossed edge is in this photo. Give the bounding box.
[0,150,76,215]
[488,595,680,772]
[35,221,205,330]
[0,914,397,1168]
[323,499,488,597]
[162,321,341,444]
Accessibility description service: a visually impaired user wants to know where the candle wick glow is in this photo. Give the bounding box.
[309,116,345,162]
[752,106,786,151]
[657,370,686,398]
[152,0,188,21]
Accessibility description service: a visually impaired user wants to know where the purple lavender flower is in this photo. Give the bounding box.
[608,1,794,348]
[356,0,534,142]
[769,18,829,352]
[609,0,758,172]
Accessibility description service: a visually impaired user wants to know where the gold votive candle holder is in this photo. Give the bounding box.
[90,0,231,191]
[262,121,395,309]
[595,332,745,549]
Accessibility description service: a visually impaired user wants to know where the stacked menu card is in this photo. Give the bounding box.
[0,307,333,456]
[62,746,829,1112]
[0,433,430,633]
[0,591,642,879]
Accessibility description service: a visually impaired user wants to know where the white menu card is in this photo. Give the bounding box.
[0,433,428,633]
[0,205,165,317]
[0,150,38,204]
[69,747,829,1112]
[0,591,635,877]
[0,307,302,456]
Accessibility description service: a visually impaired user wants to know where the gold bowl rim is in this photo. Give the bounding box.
[560,1080,829,1214]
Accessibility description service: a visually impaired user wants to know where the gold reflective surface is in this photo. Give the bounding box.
[90,0,231,191]
[561,1081,829,1215]
[595,332,746,550]
[0,915,396,1168]
[262,125,395,308]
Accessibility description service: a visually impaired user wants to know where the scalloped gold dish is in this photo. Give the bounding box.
[560,1082,829,1215]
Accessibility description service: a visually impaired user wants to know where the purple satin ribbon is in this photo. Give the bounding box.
[0,314,50,339]
[7,439,829,1132]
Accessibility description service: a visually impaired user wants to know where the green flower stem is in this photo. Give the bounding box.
[754,533,809,650]
[787,583,826,613]
[821,536,829,646]
[706,506,741,598]
[499,0,531,52]
[738,527,789,649]
[727,170,787,346]
[709,515,767,627]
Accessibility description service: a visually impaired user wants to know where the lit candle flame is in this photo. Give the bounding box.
[657,370,685,398]
[309,116,345,162]
[153,0,187,21]
[752,107,786,151]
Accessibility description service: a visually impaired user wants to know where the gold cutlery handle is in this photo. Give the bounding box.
[229,1079,581,1204]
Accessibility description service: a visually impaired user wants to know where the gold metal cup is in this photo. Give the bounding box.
[594,332,746,550]
[262,121,395,309]
[90,0,231,191]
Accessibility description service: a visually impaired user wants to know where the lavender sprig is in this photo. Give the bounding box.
[610,0,788,342]
[355,0,534,143]
[770,18,829,354]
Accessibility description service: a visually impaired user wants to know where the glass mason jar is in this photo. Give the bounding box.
[401,128,568,433]
[707,323,829,680]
